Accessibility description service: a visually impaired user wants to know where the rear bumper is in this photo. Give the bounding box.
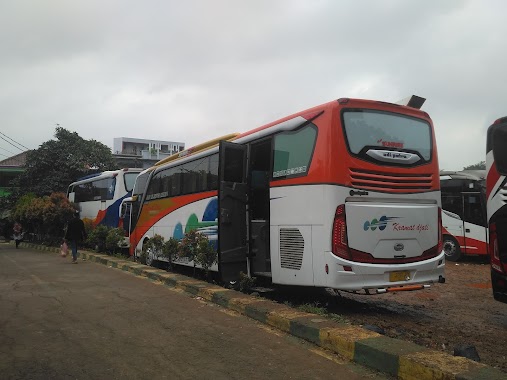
[491,269,507,303]
[326,251,445,292]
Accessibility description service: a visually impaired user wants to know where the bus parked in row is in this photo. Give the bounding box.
[68,168,142,228]
[440,170,487,261]
[123,96,445,293]
[486,117,507,303]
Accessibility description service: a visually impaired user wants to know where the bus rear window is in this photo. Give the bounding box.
[343,110,432,163]
[491,124,507,175]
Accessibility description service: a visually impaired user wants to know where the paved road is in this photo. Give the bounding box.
[0,245,388,380]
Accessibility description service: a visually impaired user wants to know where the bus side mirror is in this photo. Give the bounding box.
[68,192,75,202]
[119,197,133,218]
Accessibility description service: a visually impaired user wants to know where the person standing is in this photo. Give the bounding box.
[13,222,23,249]
[65,211,87,263]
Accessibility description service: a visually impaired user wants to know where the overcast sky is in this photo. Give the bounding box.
[0,0,505,170]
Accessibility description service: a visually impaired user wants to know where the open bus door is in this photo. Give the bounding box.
[218,140,248,283]
[463,192,488,255]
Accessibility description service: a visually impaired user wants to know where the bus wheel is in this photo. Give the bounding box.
[443,236,462,261]
[144,243,155,267]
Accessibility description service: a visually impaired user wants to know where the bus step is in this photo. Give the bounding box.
[252,271,272,278]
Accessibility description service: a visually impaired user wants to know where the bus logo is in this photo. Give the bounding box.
[394,243,405,251]
[363,216,389,231]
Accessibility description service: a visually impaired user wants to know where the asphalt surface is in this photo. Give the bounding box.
[0,244,388,380]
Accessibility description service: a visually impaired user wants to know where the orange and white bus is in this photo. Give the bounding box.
[125,96,445,293]
[440,170,487,261]
[486,117,507,303]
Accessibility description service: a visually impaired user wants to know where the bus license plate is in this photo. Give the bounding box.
[389,271,410,282]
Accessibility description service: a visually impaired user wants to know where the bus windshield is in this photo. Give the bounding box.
[133,171,150,197]
[343,110,432,163]
[124,172,138,192]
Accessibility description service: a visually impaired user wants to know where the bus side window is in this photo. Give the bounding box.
[464,194,485,226]
[272,124,317,180]
[441,193,463,218]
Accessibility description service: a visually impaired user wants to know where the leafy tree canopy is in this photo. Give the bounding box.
[463,161,486,170]
[15,127,115,197]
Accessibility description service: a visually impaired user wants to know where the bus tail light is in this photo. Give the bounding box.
[437,207,443,254]
[332,204,351,259]
[489,223,504,274]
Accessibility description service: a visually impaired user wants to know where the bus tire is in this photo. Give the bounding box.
[144,240,155,267]
[443,235,462,261]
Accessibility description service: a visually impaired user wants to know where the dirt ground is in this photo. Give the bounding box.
[261,256,506,372]
[326,257,506,372]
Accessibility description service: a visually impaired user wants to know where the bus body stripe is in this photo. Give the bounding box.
[131,191,217,252]
[487,163,500,200]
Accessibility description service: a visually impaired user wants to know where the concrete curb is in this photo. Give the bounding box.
[18,242,506,380]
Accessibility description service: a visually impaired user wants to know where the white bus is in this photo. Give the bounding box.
[126,96,445,293]
[67,168,142,228]
[440,170,487,261]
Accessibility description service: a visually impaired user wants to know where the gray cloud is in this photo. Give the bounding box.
[0,0,505,169]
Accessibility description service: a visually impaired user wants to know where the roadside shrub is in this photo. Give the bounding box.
[194,236,217,281]
[86,225,109,252]
[105,227,126,254]
[162,237,179,269]
[137,249,146,264]
[179,230,217,280]
[143,234,164,254]
[43,192,75,238]
[82,218,94,238]
[142,234,165,263]
[10,193,37,227]
[10,192,74,244]
[178,229,205,274]
[136,231,217,280]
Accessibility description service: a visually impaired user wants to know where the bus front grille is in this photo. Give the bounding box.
[349,168,433,193]
[280,228,304,270]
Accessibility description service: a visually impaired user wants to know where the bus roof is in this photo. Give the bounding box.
[440,170,486,181]
[149,96,432,174]
[70,168,143,186]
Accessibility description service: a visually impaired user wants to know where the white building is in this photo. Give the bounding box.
[112,137,185,168]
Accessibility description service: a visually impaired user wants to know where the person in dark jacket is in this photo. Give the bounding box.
[65,211,87,263]
[13,222,23,249]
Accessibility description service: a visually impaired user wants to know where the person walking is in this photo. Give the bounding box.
[65,211,87,263]
[13,222,23,249]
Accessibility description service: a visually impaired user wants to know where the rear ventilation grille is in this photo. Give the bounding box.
[350,168,433,193]
[280,228,304,270]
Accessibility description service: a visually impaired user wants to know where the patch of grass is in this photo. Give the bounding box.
[328,313,349,324]
[238,272,256,293]
[297,302,349,324]
[297,302,327,316]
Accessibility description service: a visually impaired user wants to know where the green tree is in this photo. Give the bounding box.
[15,127,115,197]
[10,192,75,242]
[463,161,486,170]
